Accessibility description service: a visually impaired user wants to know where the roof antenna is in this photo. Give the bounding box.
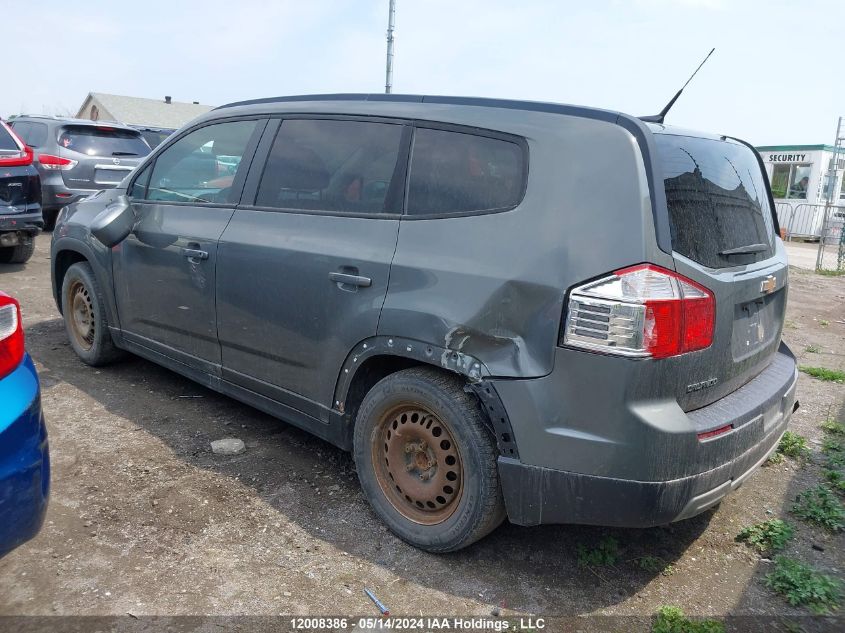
[640,48,715,124]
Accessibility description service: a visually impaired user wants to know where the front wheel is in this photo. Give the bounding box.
[354,367,506,552]
[61,262,124,366]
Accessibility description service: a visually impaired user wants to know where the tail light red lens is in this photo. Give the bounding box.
[37,154,78,170]
[563,264,715,359]
[0,293,25,380]
[0,121,34,166]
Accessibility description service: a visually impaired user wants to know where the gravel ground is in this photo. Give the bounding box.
[0,235,843,627]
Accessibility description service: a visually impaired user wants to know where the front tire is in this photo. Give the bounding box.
[0,237,35,264]
[61,262,124,366]
[354,367,506,552]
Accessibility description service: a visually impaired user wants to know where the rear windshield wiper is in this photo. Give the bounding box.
[719,243,768,256]
[112,151,138,156]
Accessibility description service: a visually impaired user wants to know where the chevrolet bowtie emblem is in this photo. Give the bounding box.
[760,275,777,294]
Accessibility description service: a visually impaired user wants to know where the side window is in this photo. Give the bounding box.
[407,128,525,215]
[147,120,257,204]
[255,119,404,213]
[129,163,152,199]
[10,121,47,148]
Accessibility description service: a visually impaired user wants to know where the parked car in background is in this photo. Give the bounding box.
[51,94,797,552]
[0,291,50,557]
[0,120,42,264]
[132,125,175,150]
[9,116,151,229]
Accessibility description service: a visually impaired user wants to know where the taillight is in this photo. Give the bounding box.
[562,264,715,359]
[0,121,34,166]
[0,293,25,380]
[38,154,78,170]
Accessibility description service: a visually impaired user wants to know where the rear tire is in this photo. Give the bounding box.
[0,237,35,264]
[61,262,124,366]
[353,367,506,552]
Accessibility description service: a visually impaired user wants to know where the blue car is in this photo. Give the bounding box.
[0,291,49,557]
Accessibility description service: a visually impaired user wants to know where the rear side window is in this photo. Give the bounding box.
[256,119,404,214]
[655,134,774,268]
[10,121,48,147]
[407,128,524,215]
[58,125,151,157]
[0,124,18,151]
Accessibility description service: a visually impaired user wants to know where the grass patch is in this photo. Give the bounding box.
[635,555,675,576]
[652,606,724,633]
[764,556,843,614]
[821,419,845,435]
[823,469,845,495]
[820,319,830,327]
[799,366,845,383]
[823,437,845,468]
[791,485,845,531]
[805,344,821,353]
[776,431,811,461]
[736,519,794,555]
[817,268,845,277]
[576,536,618,567]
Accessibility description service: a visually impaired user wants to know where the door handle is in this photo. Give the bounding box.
[183,247,208,260]
[328,272,371,287]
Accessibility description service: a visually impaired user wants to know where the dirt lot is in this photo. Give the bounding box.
[0,236,843,627]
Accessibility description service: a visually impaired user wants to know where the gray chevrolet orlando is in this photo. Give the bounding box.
[51,94,797,552]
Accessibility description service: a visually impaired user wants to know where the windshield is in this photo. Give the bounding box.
[58,125,152,157]
[655,133,774,268]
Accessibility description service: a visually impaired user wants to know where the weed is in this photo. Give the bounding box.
[805,344,821,353]
[816,269,845,277]
[652,606,725,633]
[768,451,785,465]
[823,469,845,495]
[736,519,794,554]
[791,485,845,531]
[820,319,830,327]
[784,319,798,330]
[821,419,845,435]
[799,366,845,383]
[823,437,845,468]
[577,536,618,567]
[777,431,811,461]
[635,555,676,575]
[764,556,843,614]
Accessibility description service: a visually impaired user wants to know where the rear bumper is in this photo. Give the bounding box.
[41,183,99,210]
[0,355,50,557]
[494,343,798,527]
[0,209,42,234]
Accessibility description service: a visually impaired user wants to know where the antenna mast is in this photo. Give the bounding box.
[640,48,715,124]
[385,0,396,94]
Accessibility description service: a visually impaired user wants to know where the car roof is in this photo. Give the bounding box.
[10,114,138,132]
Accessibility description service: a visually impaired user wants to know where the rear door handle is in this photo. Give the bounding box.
[183,247,208,260]
[328,272,371,287]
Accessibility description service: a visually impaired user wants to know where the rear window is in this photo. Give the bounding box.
[655,134,774,268]
[10,121,48,147]
[407,128,525,215]
[58,125,151,157]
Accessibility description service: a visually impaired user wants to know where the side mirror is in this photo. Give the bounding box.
[90,195,135,247]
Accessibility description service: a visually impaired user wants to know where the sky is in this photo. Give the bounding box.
[4,0,843,146]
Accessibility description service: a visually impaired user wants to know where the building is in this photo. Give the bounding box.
[755,144,845,239]
[75,93,213,130]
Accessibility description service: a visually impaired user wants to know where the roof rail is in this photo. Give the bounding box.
[214,93,621,122]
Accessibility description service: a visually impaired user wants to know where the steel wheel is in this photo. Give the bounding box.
[372,404,464,525]
[67,280,95,351]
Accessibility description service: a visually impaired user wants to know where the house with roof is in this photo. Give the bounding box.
[76,93,213,130]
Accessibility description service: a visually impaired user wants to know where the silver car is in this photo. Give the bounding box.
[9,116,151,229]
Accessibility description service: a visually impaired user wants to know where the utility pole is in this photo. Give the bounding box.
[385,0,396,94]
